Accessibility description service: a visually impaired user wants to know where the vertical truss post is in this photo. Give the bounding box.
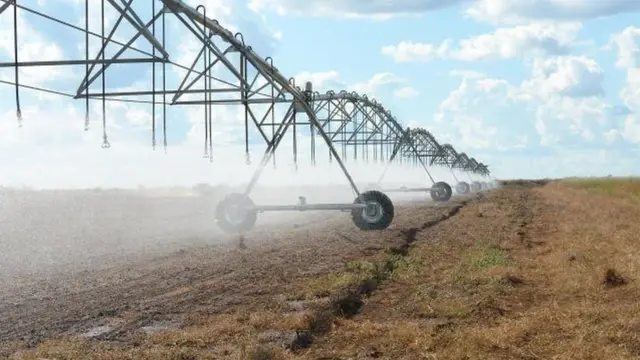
[12,0,21,125]
[84,0,89,130]
[152,0,157,149]
[100,0,110,149]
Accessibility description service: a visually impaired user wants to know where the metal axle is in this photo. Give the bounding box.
[250,202,366,213]
[382,187,437,193]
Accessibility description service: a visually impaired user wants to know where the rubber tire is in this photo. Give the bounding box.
[455,181,470,195]
[430,181,453,202]
[351,190,394,231]
[215,193,258,233]
[471,181,482,192]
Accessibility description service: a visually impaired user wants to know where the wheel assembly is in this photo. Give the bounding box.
[351,190,394,230]
[215,193,258,233]
[430,181,452,202]
[455,181,470,195]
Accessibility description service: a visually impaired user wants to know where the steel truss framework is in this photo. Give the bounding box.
[0,0,496,233]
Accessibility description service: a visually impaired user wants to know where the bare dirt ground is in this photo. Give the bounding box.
[2,181,639,359]
[0,186,454,352]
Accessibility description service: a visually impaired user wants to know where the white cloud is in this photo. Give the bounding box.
[621,115,640,143]
[292,70,417,100]
[0,6,72,86]
[248,0,470,19]
[603,128,621,144]
[609,26,640,68]
[533,96,610,145]
[432,53,614,152]
[466,0,640,24]
[485,148,639,179]
[452,22,580,60]
[620,68,640,109]
[520,55,612,144]
[348,72,405,97]
[393,86,419,98]
[381,41,451,62]
[432,72,515,150]
[521,56,604,99]
[293,70,342,91]
[381,23,581,62]
[618,68,640,143]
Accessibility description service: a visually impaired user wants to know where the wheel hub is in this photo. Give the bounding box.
[224,203,248,225]
[434,184,448,198]
[362,201,384,223]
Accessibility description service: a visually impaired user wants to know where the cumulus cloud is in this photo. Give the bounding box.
[466,0,640,24]
[248,0,640,23]
[381,23,581,62]
[292,70,343,91]
[0,6,72,86]
[292,70,417,100]
[381,41,452,62]
[609,26,640,68]
[521,56,604,99]
[433,53,615,153]
[432,72,516,150]
[618,68,640,143]
[248,0,470,19]
[349,72,405,97]
[393,86,419,98]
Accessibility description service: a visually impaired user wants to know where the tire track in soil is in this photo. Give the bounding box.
[276,197,478,353]
[392,201,469,255]
[291,185,551,358]
[513,189,545,249]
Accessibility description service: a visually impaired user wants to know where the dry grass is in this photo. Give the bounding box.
[297,182,640,359]
[8,180,640,359]
[563,176,640,200]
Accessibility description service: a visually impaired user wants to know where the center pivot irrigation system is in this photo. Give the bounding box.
[0,0,497,233]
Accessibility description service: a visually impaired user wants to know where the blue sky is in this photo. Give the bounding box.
[1,0,640,188]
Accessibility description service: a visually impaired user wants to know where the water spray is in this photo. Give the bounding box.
[0,0,495,235]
